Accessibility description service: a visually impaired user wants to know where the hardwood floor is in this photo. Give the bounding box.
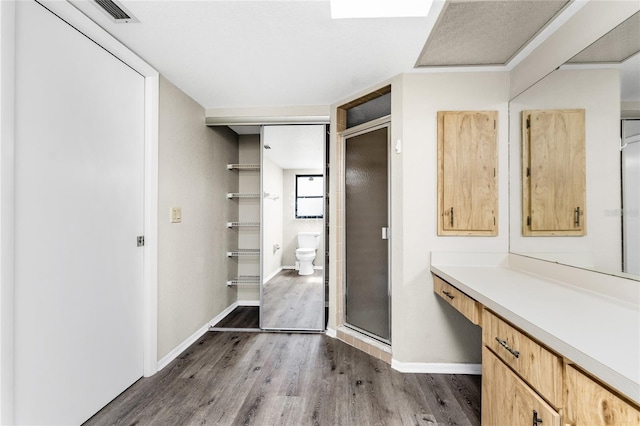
[84,331,481,425]
[211,306,260,330]
[262,269,324,330]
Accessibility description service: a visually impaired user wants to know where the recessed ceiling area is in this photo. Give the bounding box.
[567,11,640,64]
[416,0,570,67]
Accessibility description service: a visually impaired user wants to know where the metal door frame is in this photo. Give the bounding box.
[340,115,392,344]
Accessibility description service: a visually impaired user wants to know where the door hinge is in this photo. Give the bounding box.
[526,117,531,129]
[526,167,530,177]
[526,216,531,227]
[137,236,145,247]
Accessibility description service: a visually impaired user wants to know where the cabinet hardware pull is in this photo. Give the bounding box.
[495,337,520,358]
[532,410,543,426]
[450,207,454,227]
[442,290,454,300]
[574,207,581,227]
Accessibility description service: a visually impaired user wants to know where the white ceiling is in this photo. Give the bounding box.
[70,0,434,109]
[70,0,639,111]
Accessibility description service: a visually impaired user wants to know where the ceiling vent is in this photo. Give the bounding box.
[92,0,139,23]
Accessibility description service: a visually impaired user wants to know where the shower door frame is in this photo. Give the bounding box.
[340,116,392,344]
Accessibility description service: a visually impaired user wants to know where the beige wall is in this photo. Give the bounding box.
[392,72,510,364]
[157,76,238,359]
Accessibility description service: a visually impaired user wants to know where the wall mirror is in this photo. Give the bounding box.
[261,125,327,331]
[509,12,640,280]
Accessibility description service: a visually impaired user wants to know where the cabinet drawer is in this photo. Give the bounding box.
[483,309,562,408]
[433,274,480,325]
[482,347,560,426]
[565,365,640,426]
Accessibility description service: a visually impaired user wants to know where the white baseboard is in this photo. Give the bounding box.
[325,327,337,338]
[157,314,224,371]
[391,360,482,375]
[157,301,259,371]
[263,267,283,284]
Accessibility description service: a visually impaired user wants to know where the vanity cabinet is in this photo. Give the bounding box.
[522,109,586,236]
[483,309,562,407]
[482,347,561,426]
[437,111,498,236]
[431,272,640,426]
[433,274,480,325]
[565,365,640,426]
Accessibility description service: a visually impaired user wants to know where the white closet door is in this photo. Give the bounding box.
[14,2,145,424]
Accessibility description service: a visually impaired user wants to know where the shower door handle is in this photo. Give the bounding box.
[381,227,390,240]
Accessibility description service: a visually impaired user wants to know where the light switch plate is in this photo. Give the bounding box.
[170,207,182,223]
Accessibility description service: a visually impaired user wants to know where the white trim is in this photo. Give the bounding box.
[263,267,283,284]
[325,328,337,338]
[237,299,261,307]
[209,302,241,327]
[0,2,16,423]
[157,319,212,371]
[391,360,482,375]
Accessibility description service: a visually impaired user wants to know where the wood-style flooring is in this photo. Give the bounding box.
[262,269,324,330]
[211,306,260,330]
[84,331,481,425]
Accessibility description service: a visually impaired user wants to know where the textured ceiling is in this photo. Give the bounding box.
[567,12,640,64]
[416,0,569,67]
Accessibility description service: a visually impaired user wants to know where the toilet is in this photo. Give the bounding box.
[295,231,320,276]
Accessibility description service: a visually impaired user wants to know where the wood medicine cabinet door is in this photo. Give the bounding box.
[522,109,586,236]
[438,111,498,236]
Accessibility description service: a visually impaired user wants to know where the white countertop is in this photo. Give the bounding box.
[430,252,640,405]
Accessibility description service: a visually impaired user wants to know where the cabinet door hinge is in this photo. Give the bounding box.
[526,117,531,129]
[137,236,145,247]
[526,167,530,177]
[526,216,531,227]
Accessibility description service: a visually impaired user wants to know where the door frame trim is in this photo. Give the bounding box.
[340,116,392,344]
[0,1,159,422]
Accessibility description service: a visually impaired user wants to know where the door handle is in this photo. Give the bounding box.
[382,227,390,240]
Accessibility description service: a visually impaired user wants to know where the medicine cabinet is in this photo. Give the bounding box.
[437,110,498,236]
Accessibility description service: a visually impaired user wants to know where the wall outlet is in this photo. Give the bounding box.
[170,207,182,223]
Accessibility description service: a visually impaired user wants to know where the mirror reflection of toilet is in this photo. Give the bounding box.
[295,232,320,275]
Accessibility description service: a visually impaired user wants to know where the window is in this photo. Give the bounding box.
[296,175,324,219]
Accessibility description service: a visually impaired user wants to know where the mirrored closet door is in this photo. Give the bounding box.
[260,125,326,331]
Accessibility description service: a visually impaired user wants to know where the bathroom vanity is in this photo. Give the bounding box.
[430,252,640,426]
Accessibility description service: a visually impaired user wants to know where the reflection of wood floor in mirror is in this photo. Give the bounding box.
[262,269,324,330]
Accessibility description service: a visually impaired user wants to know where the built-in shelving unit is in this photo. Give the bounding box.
[226,275,261,286]
[226,249,260,257]
[227,163,260,171]
[226,162,261,289]
[226,221,260,228]
[227,192,260,199]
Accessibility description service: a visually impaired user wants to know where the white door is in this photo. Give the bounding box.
[14,2,145,424]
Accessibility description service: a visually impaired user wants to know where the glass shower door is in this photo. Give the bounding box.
[344,123,390,342]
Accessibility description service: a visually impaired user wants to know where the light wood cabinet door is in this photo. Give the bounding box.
[483,310,562,407]
[522,109,586,236]
[438,111,498,236]
[565,365,640,426]
[482,347,561,426]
